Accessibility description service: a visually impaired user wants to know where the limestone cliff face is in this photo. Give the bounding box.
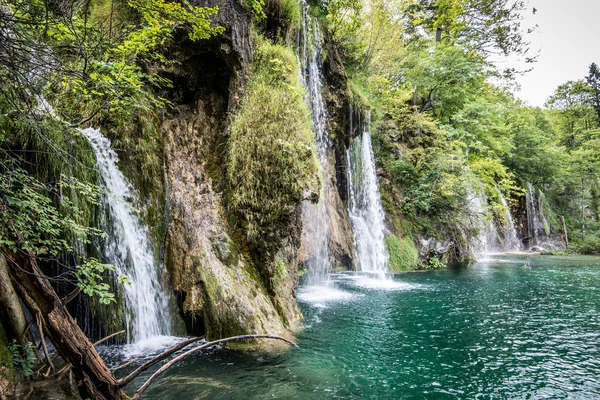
[163,105,285,338]
[158,0,302,339]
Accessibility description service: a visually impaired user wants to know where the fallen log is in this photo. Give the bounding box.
[4,249,127,400]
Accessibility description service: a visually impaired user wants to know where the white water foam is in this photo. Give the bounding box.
[297,285,358,307]
[123,335,185,358]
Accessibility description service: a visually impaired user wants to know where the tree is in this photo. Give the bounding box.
[546,80,595,148]
[404,0,533,58]
[587,62,600,127]
[401,40,485,121]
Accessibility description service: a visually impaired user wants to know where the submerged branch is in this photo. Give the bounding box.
[117,337,203,388]
[112,358,139,372]
[131,335,297,399]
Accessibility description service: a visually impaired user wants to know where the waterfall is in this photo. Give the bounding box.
[346,112,389,275]
[526,182,551,246]
[297,1,334,284]
[468,191,500,257]
[525,182,561,250]
[500,195,522,251]
[80,127,171,343]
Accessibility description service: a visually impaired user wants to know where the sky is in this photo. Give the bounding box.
[502,0,600,107]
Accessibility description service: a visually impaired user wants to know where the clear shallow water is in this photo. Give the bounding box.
[122,255,600,399]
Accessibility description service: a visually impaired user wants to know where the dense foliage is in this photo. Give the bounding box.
[318,0,599,256]
[0,0,223,301]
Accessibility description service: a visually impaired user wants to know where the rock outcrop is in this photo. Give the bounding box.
[160,0,302,339]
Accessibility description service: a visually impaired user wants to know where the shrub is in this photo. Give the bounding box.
[574,234,600,255]
[227,40,319,246]
[385,234,419,272]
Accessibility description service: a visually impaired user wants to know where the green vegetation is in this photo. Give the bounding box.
[227,40,319,247]
[573,234,600,255]
[317,0,600,257]
[0,0,225,396]
[1,0,600,396]
[0,327,13,384]
[6,342,36,379]
[385,235,419,272]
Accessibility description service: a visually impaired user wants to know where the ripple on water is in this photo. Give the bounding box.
[102,255,600,400]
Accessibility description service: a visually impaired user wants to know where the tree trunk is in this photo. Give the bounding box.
[0,253,29,348]
[3,249,127,400]
[435,27,442,43]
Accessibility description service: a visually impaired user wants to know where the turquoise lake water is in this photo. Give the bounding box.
[123,255,600,399]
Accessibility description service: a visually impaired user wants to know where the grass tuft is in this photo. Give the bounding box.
[227,39,319,247]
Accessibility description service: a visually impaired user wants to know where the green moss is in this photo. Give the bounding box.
[537,187,560,234]
[226,39,319,248]
[264,0,301,28]
[348,76,370,110]
[385,234,419,272]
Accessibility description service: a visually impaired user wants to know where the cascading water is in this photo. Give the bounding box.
[346,111,389,275]
[32,92,172,343]
[526,183,545,244]
[297,1,334,284]
[525,182,563,250]
[469,190,500,258]
[500,195,523,251]
[81,127,171,344]
[469,188,525,256]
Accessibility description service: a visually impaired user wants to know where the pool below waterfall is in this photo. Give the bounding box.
[114,255,600,399]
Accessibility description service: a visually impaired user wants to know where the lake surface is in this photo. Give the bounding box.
[121,255,600,399]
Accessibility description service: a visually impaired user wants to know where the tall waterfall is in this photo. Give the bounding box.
[346,112,389,274]
[524,182,565,250]
[297,1,334,284]
[469,188,526,257]
[81,127,171,343]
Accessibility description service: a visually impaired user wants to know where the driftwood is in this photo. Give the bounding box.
[1,251,299,399]
[112,358,139,373]
[117,337,203,388]
[132,334,297,400]
[36,312,54,370]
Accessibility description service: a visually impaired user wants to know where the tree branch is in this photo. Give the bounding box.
[93,330,126,347]
[61,287,80,305]
[117,336,203,388]
[131,335,298,399]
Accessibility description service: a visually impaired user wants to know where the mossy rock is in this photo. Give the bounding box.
[385,234,419,272]
[226,39,319,249]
